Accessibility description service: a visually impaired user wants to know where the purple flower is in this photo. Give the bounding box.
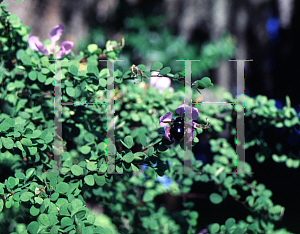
[175,104,199,120]
[150,71,174,93]
[159,104,199,142]
[28,24,74,59]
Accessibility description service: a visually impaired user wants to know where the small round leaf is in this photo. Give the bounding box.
[225,218,236,229]
[94,174,106,186]
[21,138,32,147]
[61,217,73,228]
[86,161,97,171]
[84,175,95,186]
[87,44,98,53]
[28,221,39,234]
[1,137,14,149]
[124,136,134,148]
[123,152,134,163]
[71,165,83,176]
[80,145,91,154]
[20,192,34,202]
[159,67,171,76]
[38,213,50,226]
[30,205,40,216]
[139,133,147,146]
[209,193,223,204]
[50,192,59,202]
[143,190,155,202]
[69,65,78,76]
[209,223,220,233]
[56,182,70,194]
[150,62,163,71]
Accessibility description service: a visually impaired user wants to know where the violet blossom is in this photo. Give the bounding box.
[159,104,199,142]
[28,24,73,59]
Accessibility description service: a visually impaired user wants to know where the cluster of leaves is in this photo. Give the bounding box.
[0,2,299,234]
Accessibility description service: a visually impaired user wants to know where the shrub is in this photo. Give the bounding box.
[0,3,298,234]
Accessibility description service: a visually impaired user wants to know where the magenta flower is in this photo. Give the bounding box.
[159,104,199,142]
[28,24,74,59]
[150,71,174,93]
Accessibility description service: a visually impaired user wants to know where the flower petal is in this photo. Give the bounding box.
[175,104,186,116]
[50,24,64,49]
[191,107,199,120]
[164,126,172,141]
[55,51,64,59]
[185,127,194,144]
[56,41,74,59]
[28,35,49,55]
[150,76,159,86]
[192,121,197,129]
[159,112,173,127]
[155,77,171,90]
[151,71,159,76]
[175,104,199,120]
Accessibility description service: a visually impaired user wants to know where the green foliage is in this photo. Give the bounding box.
[0,3,298,234]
